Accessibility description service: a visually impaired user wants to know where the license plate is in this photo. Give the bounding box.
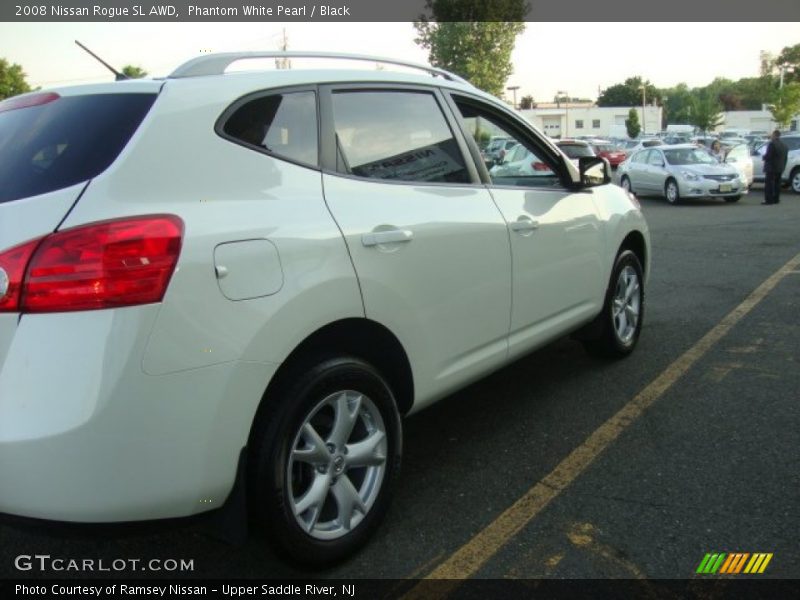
[719,183,732,192]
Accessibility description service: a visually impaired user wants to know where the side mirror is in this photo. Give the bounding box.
[579,156,611,186]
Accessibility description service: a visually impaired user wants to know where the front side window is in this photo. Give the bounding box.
[647,151,664,166]
[453,98,561,188]
[222,91,318,166]
[331,90,468,184]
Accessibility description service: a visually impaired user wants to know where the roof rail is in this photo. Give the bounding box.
[168,51,472,86]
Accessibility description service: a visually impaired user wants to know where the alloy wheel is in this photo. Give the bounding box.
[612,265,641,344]
[287,390,387,540]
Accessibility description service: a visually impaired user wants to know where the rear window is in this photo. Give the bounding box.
[0,93,156,204]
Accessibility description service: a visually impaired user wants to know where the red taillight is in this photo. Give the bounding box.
[0,215,183,314]
[0,239,42,312]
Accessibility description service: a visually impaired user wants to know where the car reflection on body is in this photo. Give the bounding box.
[618,144,744,204]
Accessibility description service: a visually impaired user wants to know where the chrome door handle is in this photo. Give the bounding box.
[361,229,414,247]
[509,218,539,233]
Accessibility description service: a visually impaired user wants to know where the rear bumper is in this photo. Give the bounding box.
[0,307,275,523]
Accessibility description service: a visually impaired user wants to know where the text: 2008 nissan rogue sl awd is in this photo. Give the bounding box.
[0,52,649,564]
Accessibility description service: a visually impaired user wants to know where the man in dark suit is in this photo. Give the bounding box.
[762,130,788,205]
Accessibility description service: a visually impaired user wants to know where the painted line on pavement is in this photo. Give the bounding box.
[402,251,800,598]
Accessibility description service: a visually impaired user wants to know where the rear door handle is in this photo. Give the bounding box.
[361,229,414,247]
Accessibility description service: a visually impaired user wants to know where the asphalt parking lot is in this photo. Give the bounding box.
[1,184,798,585]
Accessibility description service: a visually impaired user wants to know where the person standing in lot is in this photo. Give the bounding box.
[710,140,725,162]
[762,130,788,205]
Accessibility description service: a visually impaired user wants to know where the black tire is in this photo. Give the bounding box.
[665,178,680,205]
[724,195,741,203]
[620,175,633,194]
[249,357,401,565]
[583,250,645,358]
[790,168,800,194]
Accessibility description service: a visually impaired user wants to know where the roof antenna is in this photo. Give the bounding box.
[74,40,128,80]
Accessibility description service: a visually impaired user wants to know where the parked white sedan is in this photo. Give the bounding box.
[750,134,800,192]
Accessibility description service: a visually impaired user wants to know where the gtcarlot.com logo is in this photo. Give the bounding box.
[696,552,773,575]
[14,554,194,573]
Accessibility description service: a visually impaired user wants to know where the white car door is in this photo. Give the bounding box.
[319,86,512,407]
[446,93,605,359]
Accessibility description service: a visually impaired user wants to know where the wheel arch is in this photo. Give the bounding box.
[249,318,415,448]
[619,230,647,279]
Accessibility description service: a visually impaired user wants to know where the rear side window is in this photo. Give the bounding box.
[332,90,469,184]
[222,91,318,166]
[0,93,156,204]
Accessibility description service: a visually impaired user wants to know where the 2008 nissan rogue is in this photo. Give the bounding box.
[0,52,650,564]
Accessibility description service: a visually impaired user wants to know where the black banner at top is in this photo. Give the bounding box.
[2,0,799,22]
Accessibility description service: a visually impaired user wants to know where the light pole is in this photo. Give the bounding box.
[779,65,795,88]
[506,85,520,109]
[639,83,647,135]
[558,90,569,138]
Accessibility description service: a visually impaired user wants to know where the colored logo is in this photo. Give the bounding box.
[696,552,773,575]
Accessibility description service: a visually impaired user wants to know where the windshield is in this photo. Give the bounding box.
[663,148,718,166]
[0,93,157,204]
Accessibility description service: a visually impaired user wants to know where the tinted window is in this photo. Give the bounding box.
[223,91,317,166]
[332,91,468,184]
[0,93,156,204]
[784,137,800,151]
[453,100,561,188]
[558,143,594,159]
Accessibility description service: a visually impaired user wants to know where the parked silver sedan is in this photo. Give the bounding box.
[618,144,744,204]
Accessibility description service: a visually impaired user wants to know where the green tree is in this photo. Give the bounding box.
[519,94,535,109]
[775,43,800,86]
[597,76,659,107]
[662,83,694,124]
[625,108,640,139]
[768,82,800,128]
[0,58,32,101]
[121,65,148,79]
[414,1,527,97]
[688,93,724,134]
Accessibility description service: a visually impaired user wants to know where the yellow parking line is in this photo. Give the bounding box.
[403,251,800,598]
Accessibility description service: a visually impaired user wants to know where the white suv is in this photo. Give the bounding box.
[0,52,650,564]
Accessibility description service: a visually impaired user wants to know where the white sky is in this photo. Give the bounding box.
[0,22,797,102]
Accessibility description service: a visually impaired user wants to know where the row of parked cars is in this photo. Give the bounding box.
[484,131,800,205]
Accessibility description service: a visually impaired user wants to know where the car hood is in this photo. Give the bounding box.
[674,164,739,177]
